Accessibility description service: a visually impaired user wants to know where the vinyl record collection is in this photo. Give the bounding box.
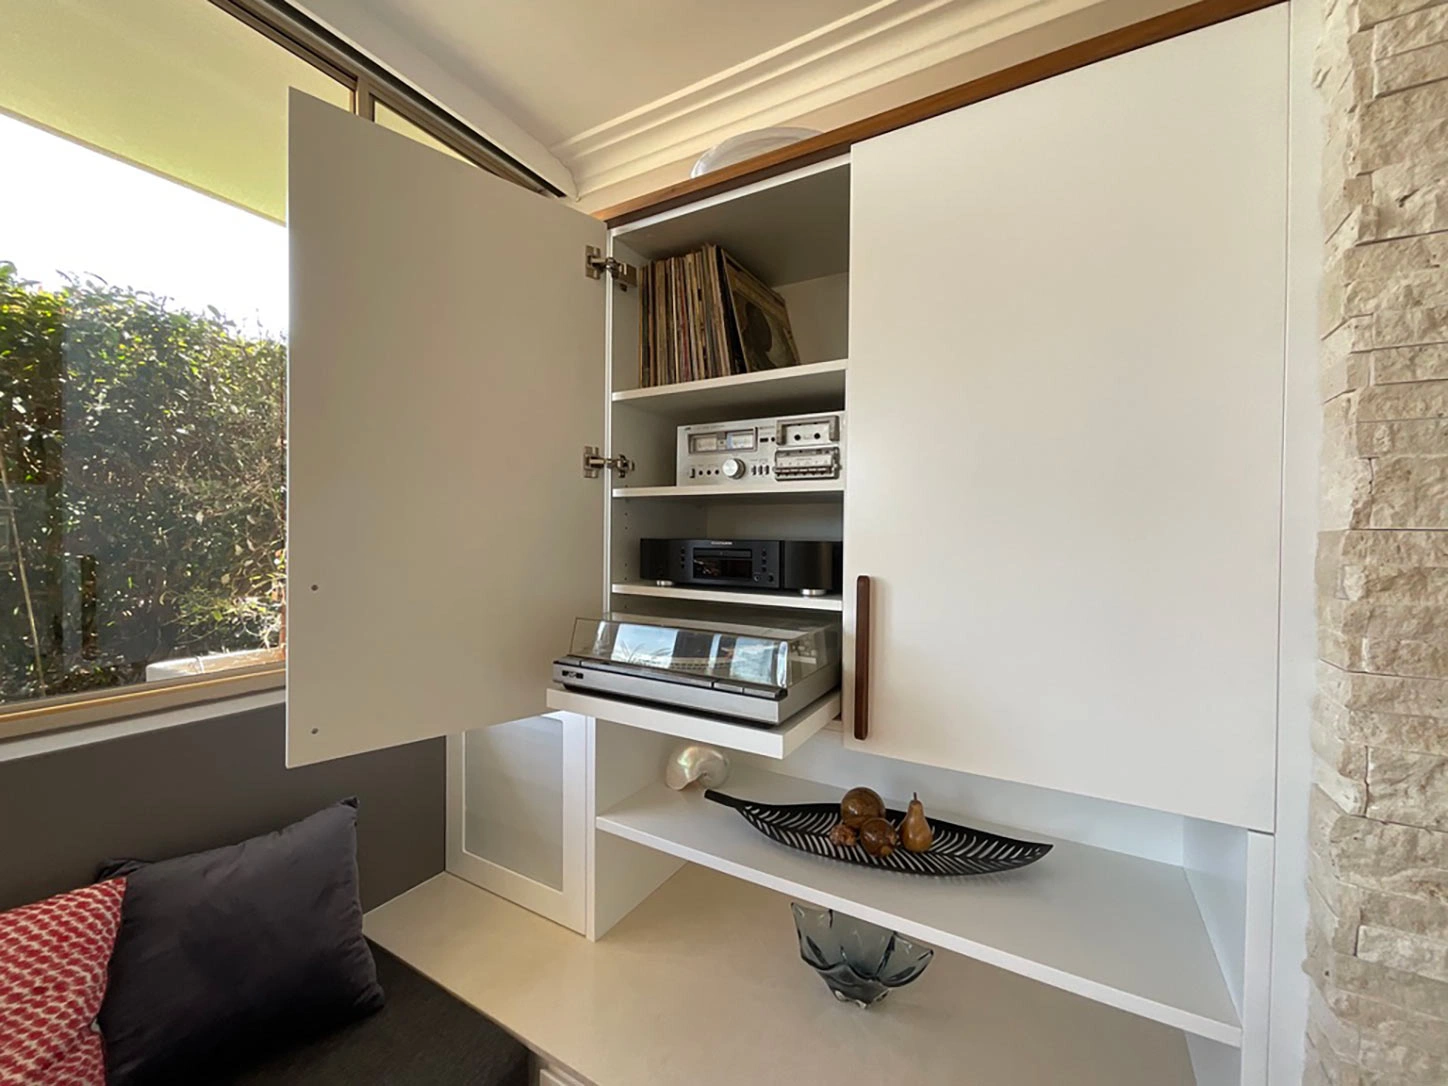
[638,244,800,388]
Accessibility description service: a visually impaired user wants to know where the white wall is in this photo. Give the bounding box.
[1269,0,1325,1081]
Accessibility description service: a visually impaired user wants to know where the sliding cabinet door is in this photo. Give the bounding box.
[844,8,1288,830]
[286,90,606,766]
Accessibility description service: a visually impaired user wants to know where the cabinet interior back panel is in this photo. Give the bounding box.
[844,8,1288,830]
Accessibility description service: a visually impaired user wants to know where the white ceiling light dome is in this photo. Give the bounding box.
[691,127,820,177]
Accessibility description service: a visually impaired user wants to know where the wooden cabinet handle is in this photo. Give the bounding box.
[854,574,871,741]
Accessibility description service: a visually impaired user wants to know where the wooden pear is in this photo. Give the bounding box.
[901,792,934,853]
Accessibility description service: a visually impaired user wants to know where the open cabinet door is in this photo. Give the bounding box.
[286,90,605,766]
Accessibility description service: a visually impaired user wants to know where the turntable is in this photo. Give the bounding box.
[552,613,840,726]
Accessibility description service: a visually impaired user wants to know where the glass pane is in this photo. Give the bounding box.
[375,103,474,167]
[0,2,348,706]
[463,718,565,891]
[0,0,351,222]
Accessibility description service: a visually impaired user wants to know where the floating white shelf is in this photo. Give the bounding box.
[595,766,1243,1046]
[612,481,844,502]
[610,582,843,612]
[611,359,846,420]
[545,688,838,760]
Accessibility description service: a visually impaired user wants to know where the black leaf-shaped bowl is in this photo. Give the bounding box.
[703,790,1052,877]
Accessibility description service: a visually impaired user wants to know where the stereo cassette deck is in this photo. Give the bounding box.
[676,411,845,487]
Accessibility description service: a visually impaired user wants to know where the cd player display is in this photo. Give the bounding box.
[639,538,841,596]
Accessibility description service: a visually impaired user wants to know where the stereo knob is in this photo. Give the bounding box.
[721,458,746,479]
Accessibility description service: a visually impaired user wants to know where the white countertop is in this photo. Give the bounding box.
[364,865,1196,1086]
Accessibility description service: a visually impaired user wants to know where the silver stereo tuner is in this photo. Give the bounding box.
[676,411,845,487]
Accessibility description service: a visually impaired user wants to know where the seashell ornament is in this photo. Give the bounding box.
[665,744,731,791]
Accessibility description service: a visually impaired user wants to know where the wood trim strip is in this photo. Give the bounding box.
[0,666,285,742]
[854,574,872,742]
[596,0,1281,227]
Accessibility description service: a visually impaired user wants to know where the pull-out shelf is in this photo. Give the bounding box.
[544,687,839,759]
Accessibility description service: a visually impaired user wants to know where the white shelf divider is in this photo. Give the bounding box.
[595,766,1243,1046]
[611,359,846,419]
[610,582,843,612]
[612,481,844,502]
[545,688,838,759]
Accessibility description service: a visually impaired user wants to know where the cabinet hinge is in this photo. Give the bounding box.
[583,446,634,479]
[585,246,638,291]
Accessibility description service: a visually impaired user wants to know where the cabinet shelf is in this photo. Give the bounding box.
[545,688,838,759]
[611,359,846,420]
[595,766,1242,1046]
[610,582,843,612]
[612,481,843,502]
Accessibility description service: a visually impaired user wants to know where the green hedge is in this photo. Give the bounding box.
[0,262,285,702]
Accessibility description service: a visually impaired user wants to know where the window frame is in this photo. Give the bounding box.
[2,0,553,742]
[210,0,563,195]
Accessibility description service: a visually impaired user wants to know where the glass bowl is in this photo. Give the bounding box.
[791,902,934,1007]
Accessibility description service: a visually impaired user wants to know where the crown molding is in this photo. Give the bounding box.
[552,0,1110,196]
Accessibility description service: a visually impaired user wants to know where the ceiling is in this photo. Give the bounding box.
[0,0,351,222]
[327,0,1159,204]
[351,0,871,148]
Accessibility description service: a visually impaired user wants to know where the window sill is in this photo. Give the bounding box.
[0,674,285,764]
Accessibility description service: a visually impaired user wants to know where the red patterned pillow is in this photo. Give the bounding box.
[0,879,126,1086]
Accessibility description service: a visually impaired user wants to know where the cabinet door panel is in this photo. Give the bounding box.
[844,9,1287,829]
[287,91,605,765]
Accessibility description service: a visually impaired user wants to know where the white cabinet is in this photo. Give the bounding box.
[286,9,1298,1073]
[843,7,1289,831]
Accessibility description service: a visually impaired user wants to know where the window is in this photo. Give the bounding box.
[0,0,542,732]
[375,103,473,166]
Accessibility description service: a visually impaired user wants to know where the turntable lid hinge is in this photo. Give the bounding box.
[584,246,638,291]
[583,446,634,479]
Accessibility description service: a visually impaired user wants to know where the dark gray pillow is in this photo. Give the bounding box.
[97,799,384,1085]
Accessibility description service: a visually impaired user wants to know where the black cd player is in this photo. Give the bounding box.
[639,538,842,596]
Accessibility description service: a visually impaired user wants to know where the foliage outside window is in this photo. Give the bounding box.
[1,263,286,702]
[0,0,320,712]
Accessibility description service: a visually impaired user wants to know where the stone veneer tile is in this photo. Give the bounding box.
[1362,156,1448,240]
[1319,662,1448,717]
[1349,704,1448,755]
[1357,380,1448,421]
[1361,635,1448,678]
[1358,924,1448,984]
[1362,305,1448,350]
[1360,888,1448,942]
[1328,809,1448,901]
[1358,417,1448,454]
[1356,0,1444,31]
[1346,529,1448,562]
[1366,749,1448,829]
[1342,235,1446,282]
[1352,80,1448,174]
[1347,270,1448,317]
[1369,455,1448,527]
[1325,599,1448,644]
[1372,3,1448,55]
[1370,345,1448,385]
[1375,41,1448,94]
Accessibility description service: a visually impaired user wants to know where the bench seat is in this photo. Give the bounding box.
[210,943,530,1086]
